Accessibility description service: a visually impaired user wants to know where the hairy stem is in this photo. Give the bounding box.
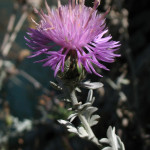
[69,87,102,149]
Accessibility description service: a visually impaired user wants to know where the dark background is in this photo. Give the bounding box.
[0,0,150,150]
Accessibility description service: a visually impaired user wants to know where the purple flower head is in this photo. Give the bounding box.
[25,0,120,77]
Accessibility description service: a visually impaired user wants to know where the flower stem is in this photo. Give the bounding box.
[69,88,102,149]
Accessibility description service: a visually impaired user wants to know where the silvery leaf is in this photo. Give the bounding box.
[80,81,103,89]
[99,138,109,144]
[63,98,71,102]
[117,136,125,150]
[78,102,92,110]
[107,127,118,150]
[100,126,125,150]
[86,89,93,103]
[89,115,100,127]
[58,120,88,138]
[82,107,100,127]
[67,126,78,133]
[77,126,88,138]
[58,120,78,134]
[68,113,78,122]
[91,97,95,104]
[75,87,81,92]
[74,102,82,107]
[50,81,62,91]
[119,79,130,85]
[58,119,69,125]
[83,107,98,118]
[102,147,113,150]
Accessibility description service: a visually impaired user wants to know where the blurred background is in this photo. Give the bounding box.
[0,0,150,150]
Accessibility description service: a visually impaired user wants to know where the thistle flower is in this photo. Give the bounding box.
[25,0,120,77]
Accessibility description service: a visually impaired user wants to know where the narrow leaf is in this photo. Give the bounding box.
[86,89,93,103]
